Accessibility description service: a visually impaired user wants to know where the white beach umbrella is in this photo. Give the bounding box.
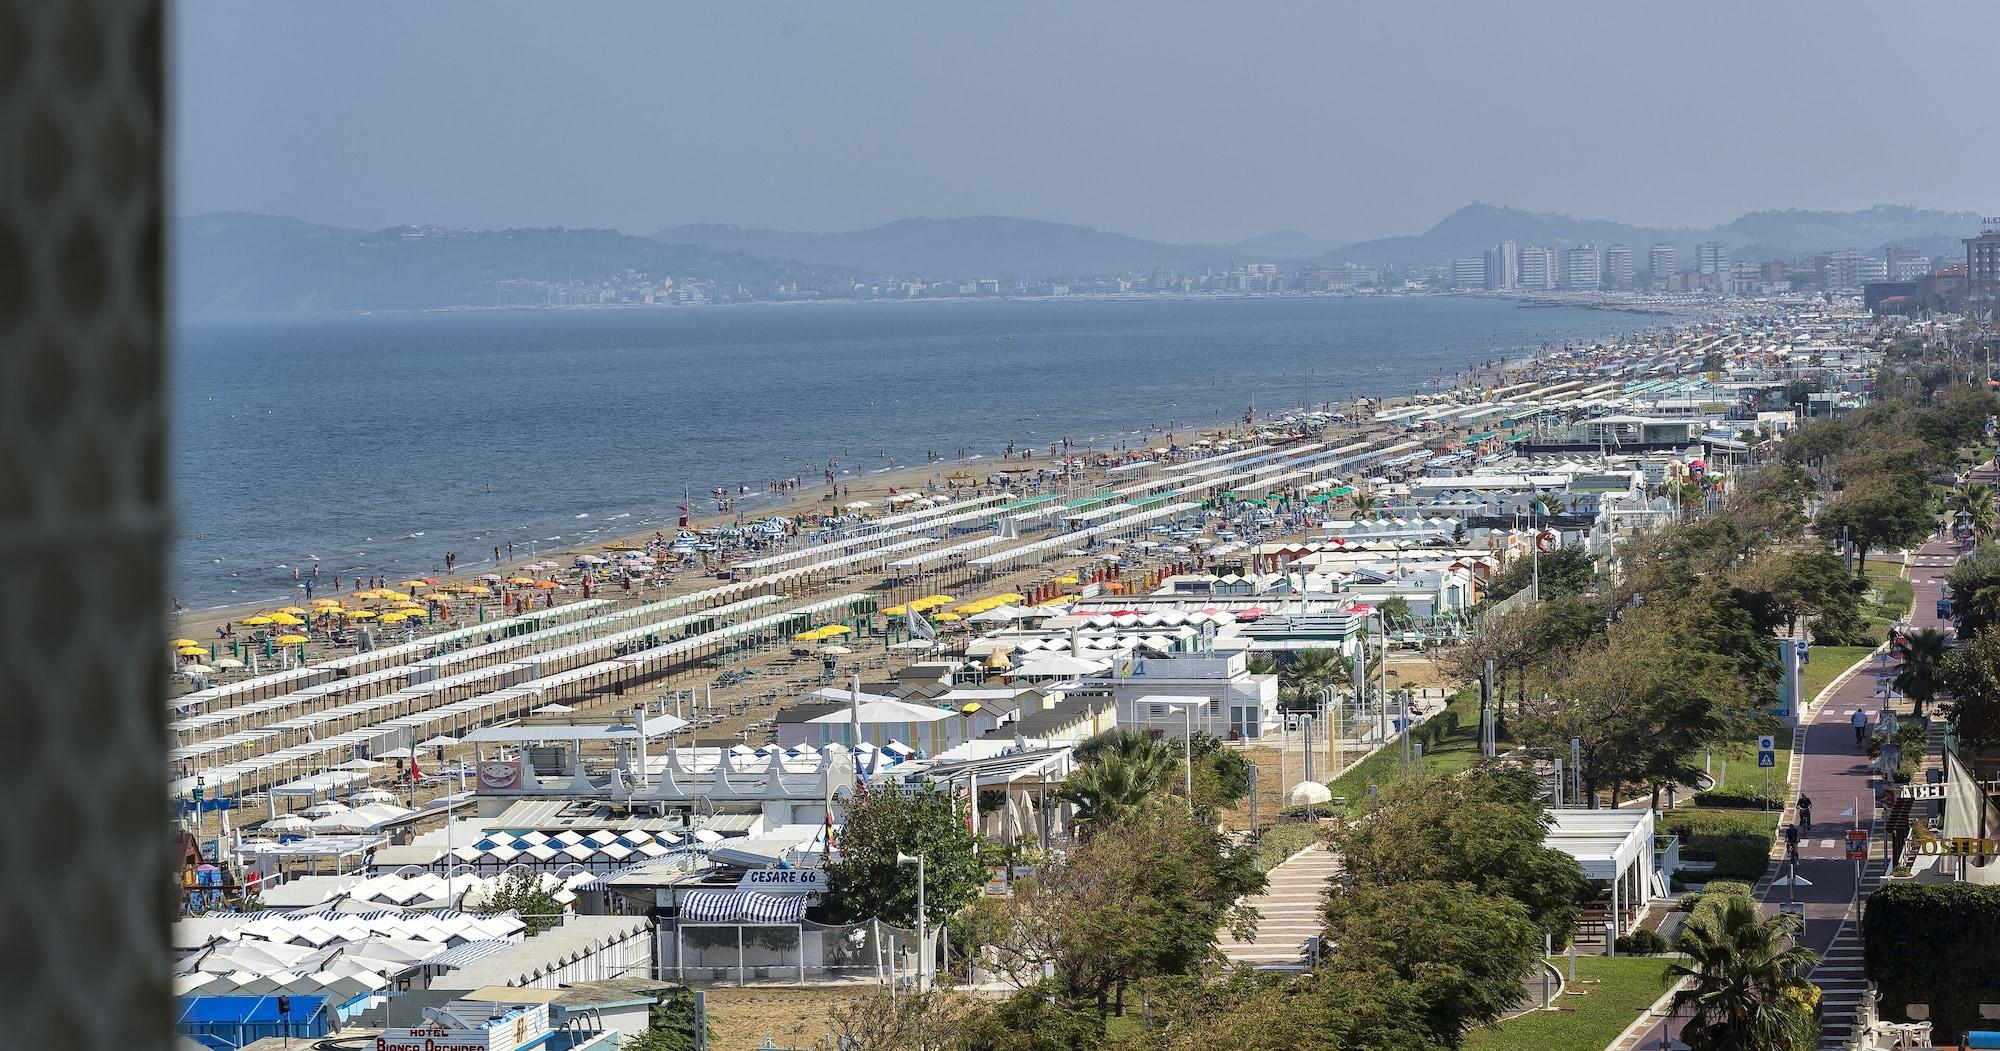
[263,815,312,834]
[300,800,352,819]
[212,657,246,669]
[532,703,576,714]
[335,758,383,771]
[350,787,397,805]
[417,735,458,748]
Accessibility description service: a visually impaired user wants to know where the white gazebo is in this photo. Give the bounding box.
[1543,808,1659,943]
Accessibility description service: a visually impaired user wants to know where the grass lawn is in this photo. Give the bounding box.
[1801,645,1875,703]
[1323,690,1492,815]
[1708,733,1792,797]
[1250,821,1326,872]
[1464,955,1676,1051]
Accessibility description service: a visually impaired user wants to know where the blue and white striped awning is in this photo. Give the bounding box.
[424,938,518,970]
[679,890,807,923]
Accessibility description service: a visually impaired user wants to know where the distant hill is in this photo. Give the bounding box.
[1319,202,1981,268]
[174,212,855,313]
[653,216,1332,279]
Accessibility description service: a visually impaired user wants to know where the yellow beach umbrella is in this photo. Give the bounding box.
[351,589,381,600]
[344,610,376,620]
[458,585,491,596]
[819,624,852,636]
[176,646,207,657]
[310,598,342,607]
[170,638,198,647]
[268,613,304,626]
[398,579,430,588]
[275,606,307,616]
[933,612,962,622]
[881,604,910,617]
[240,615,273,626]
[506,576,536,586]
[274,634,309,644]
[379,590,411,601]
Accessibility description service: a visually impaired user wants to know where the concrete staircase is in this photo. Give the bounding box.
[1812,858,1888,1051]
[1222,844,1341,970]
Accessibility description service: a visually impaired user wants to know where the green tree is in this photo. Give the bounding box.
[996,806,1263,1016]
[1334,766,1588,942]
[1813,475,1934,577]
[1322,880,1541,1048]
[1130,966,1435,1051]
[1349,491,1378,518]
[959,983,1104,1051]
[823,783,983,928]
[1895,627,1951,717]
[1952,483,1997,544]
[1667,895,1820,1051]
[828,985,976,1051]
[484,868,565,934]
[1943,628,2000,753]
[1946,544,2000,636]
[1484,543,1594,603]
[1377,595,1414,631]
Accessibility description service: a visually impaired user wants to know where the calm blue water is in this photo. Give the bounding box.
[169,296,1660,609]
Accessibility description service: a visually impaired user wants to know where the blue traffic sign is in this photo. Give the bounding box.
[1757,734,1776,768]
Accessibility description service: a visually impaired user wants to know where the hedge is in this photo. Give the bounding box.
[1614,929,1670,955]
[1864,883,2000,1040]
[1690,787,1780,810]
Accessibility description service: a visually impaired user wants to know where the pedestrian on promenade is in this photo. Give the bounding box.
[1852,707,1870,748]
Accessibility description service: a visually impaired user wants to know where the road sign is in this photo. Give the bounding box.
[1845,829,1869,861]
[1797,641,1809,665]
[1758,734,1776,769]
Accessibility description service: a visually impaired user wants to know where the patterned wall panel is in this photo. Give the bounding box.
[0,0,169,1047]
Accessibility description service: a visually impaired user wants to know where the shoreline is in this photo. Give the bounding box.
[169,300,1672,618]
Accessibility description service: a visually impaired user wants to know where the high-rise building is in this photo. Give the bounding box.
[1886,245,1931,281]
[1648,244,1676,286]
[1518,246,1557,290]
[1818,250,1886,293]
[1605,244,1633,290]
[1696,241,1729,275]
[1484,240,1519,290]
[1452,256,1485,290]
[1969,229,2000,315]
[1561,245,1602,291]
[1150,266,1177,292]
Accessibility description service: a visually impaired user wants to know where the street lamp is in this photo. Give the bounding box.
[896,851,927,993]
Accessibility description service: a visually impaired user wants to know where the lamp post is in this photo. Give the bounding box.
[896,851,926,994]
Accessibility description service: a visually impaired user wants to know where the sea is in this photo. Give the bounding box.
[169,295,1664,610]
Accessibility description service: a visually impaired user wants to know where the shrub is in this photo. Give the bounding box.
[1703,880,1754,898]
[1691,787,1780,809]
[1710,839,1776,881]
[1865,883,2000,1039]
[1661,811,1778,860]
[1615,929,1670,955]
[1677,893,1703,912]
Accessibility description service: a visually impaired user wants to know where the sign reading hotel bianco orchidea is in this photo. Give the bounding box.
[377,1004,550,1051]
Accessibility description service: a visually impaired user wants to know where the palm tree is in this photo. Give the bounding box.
[1056,750,1172,833]
[1953,483,1996,543]
[1244,654,1278,677]
[1283,647,1347,694]
[1348,491,1377,519]
[1894,626,1951,717]
[1667,895,1820,1051]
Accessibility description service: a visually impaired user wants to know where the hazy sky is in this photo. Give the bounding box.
[175,1,2000,244]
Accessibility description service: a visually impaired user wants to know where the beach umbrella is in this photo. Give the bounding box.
[335,758,383,771]
[1286,782,1333,807]
[933,612,962,622]
[458,585,492,596]
[267,613,303,626]
[182,663,214,675]
[275,606,307,616]
[176,645,207,657]
[212,657,244,669]
[375,747,413,760]
[417,735,458,748]
[170,638,198,647]
[274,634,310,645]
[344,610,376,620]
[533,703,577,714]
[398,579,429,588]
[818,645,853,655]
[240,615,273,626]
[478,573,503,582]
[532,580,561,590]
[263,815,311,835]
[299,800,351,819]
[351,787,397,806]
[505,576,536,586]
